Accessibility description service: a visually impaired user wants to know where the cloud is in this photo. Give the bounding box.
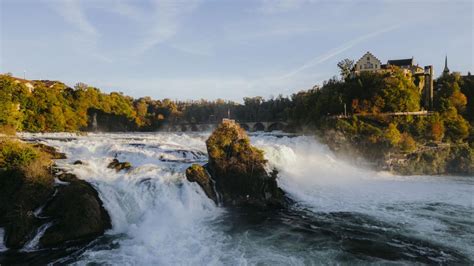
[53,0,98,37]
[50,0,202,59]
[49,0,114,62]
[171,41,214,56]
[258,0,303,14]
[226,24,323,44]
[257,0,318,14]
[108,1,144,21]
[133,0,201,55]
[279,25,400,79]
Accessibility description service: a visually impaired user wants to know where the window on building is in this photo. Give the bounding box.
[367,57,370,61]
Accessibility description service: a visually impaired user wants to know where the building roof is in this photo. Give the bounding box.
[357,51,382,64]
[443,55,450,74]
[387,58,414,67]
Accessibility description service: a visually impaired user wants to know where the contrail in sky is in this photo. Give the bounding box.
[279,25,401,79]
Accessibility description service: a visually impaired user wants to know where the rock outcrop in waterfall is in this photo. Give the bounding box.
[186,119,285,209]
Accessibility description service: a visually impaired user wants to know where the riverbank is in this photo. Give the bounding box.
[313,116,474,176]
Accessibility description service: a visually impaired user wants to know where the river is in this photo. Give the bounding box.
[2,132,473,264]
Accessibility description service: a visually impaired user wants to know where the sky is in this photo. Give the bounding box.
[1,0,473,102]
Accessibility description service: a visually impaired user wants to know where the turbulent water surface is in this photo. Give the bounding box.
[1,132,473,265]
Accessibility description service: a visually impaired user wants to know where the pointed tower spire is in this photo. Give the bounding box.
[443,55,450,75]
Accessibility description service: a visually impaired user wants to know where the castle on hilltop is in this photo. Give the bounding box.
[350,51,439,111]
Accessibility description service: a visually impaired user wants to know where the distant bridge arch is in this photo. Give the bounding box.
[253,122,265,132]
[239,123,250,131]
[197,124,212,131]
[268,122,286,131]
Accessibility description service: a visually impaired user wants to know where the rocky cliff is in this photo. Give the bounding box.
[0,140,111,249]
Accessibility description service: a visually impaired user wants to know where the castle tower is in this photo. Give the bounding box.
[424,65,434,110]
[443,55,450,75]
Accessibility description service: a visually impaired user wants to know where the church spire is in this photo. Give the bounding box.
[443,55,450,75]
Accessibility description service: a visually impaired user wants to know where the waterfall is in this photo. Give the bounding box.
[92,113,98,131]
[14,132,474,264]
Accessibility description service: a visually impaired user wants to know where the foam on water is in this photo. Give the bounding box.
[18,132,474,264]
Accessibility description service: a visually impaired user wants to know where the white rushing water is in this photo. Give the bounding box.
[255,135,474,257]
[21,222,53,252]
[19,132,474,264]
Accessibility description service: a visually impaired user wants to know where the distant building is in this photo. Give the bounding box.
[350,51,434,110]
[442,55,450,76]
[387,57,424,77]
[436,55,457,93]
[423,65,434,110]
[353,52,382,73]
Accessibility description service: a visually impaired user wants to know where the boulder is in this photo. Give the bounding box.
[107,159,131,172]
[39,173,111,247]
[186,119,285,209]
[73,160,84,165]
[185,164,217,203]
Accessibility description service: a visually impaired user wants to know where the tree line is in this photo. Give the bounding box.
[0,63,472,145]
[0,74,295,132]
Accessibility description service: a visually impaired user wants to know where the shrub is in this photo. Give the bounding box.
[444,114,470,142]
[0,140,39,170]
[0,125,16,136]
[384,123,401,146]
[428,119,445,142]
[0,139,53,185]
[20,154,51,183]
[408,117,428,139]
[400,133,417,153]
[335,118,357,134]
